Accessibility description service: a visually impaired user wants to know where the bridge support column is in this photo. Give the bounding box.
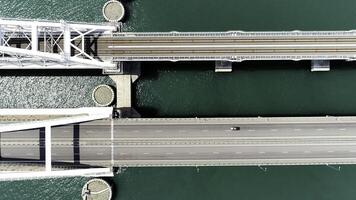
[109,62,141,118]
[311,60,330,72]
[31,23,38,52]
[215,61,232,72]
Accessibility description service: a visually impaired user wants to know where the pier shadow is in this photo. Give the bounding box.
[73,124,80,165]
[119,0,136,23]
[39,128,46,162]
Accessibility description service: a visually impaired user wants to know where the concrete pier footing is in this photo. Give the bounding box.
[102,0,125,22]
[82,178,112,200]
[311,60,330,72]
[109,62,141,118]
[215,61,232,72]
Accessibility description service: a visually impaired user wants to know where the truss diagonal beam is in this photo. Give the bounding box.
[0,19,117,69]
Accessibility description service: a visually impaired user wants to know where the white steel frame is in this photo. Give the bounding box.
[0,107,114,181]
[0,19,116,69]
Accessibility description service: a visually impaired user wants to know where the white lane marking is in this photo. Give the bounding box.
[316,128,324,131]
[119,152,127,155]
[235,152,242,154]
[143,152,150,155]
[3,153,10,156]
[304,151,311,153]
[202,130,209,132]
[165,152,174,155]
[293,129,301,131]
[248,129,256,132]
[26,153,34,156]
[179,130,187,133]
[259,151,265,154]
[327,151,334,153]
[52,153,57,156]
[189,152,196,155]
[96,152,104,155]
[349,150,356,153]
[155,130,163,133]
[212,152,219,154]
[86,130,94,133]
[339,128,346,131]
[132,130,139,133]
[270,129,278,132]
[282,151,289,154]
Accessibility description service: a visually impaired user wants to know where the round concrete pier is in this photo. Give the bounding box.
[81,178,112,200]
[92,85,115,107]
[102,0,125,22]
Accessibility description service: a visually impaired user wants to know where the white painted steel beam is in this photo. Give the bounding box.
[31,23,38,52]
[0,107,114,181]
[0,168,113,181]
[0,107,113,133]
[0,18,116,69]
[45,126,52,172]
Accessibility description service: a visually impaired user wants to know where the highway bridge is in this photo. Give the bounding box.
[107,31,356,63]
[3,18,356,180]
[2,19,356,71]
[4,115,356,171]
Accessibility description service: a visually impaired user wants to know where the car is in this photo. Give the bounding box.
[230,127,240,131]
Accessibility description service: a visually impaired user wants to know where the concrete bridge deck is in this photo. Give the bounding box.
[7,29,356,66]
[96,31,356,62]
[4,117,356,168]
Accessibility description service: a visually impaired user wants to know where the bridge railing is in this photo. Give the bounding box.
[113,30,356,38]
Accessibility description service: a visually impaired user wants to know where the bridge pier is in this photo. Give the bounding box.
[109,62,141,118]
[311,60,330,72]
[215,61,232,72]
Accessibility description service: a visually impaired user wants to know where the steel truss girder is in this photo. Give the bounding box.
[0,19,117,69]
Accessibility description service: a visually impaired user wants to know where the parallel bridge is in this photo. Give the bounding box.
[3,19,356,179]
[3,19,356,70]
[108,31,356,62]
[4,114,356,176]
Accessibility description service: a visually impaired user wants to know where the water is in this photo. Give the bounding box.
[134,61,356,117]
[2,0,356,199]
[114,166,356,200]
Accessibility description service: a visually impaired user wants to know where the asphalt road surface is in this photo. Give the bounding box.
[4,117,356,167]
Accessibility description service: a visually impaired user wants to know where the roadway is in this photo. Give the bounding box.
[95,31,356,61]
[7,30,356,63]
[3,117,356,167]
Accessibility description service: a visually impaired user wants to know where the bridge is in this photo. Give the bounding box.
[3,18,356,181]
[3,112,356,180]
[2,18,356,72]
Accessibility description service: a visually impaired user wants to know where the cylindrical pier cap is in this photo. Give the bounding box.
[92,85,115,107]
[81,178,112,200]
[102,0,125,22]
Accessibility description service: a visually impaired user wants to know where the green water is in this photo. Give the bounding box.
[134,61,356,117]
[114,166,356,200]
[2,0,356,199]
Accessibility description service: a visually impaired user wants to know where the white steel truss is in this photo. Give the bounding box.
[0,19,117,69]
[0,107,114,181]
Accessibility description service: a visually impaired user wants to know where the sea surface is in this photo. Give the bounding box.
[2,0,356,199]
